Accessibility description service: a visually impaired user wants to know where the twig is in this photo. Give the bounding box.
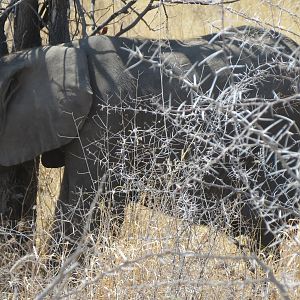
[120,0,161,33]
[0,0,25,18]
[254,258,291,300]
[74,0,87,37]
[35,167,107,299]
[52,252,287,299]
[116,0,158,37]
[225,6,300,39]
[157,0,240,4]
[90,0,137,36]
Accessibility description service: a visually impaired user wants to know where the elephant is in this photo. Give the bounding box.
[0,25,300,259]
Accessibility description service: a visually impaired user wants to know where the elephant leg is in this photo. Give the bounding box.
[51,153,129,258]
[0,167,12,225]
[240,203,279,259]
[51,175,128,258]
[12,159,39,224]
[0,159,38,242]
[0,161,38,257]
[252,220,280,260]
[102,173,132,239]
[49,104,136,259]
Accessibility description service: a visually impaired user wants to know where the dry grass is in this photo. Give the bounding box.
[1,168,300,298]
[88,0,300,41]
[1,0,300,299]
[7,181,300,299]
[28,171,300,299]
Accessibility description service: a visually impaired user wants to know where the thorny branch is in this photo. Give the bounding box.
[1,1,300,299]
[39,252,289,299]
[35,175,107,300]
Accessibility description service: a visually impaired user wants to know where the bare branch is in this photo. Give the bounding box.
[158,0,240,5]
[0,0,24,17]
[74,0,87,37]
[90,0,137,36]
[116,0,158,37]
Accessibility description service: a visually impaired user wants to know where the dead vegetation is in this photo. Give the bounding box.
[1,1,300,299]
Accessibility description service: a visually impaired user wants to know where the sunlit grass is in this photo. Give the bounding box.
[88,0,300,41]
[1,1,300,298]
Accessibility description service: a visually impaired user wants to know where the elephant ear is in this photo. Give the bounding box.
[0,45,93,167]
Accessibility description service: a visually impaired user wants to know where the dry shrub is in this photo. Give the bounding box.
[1,1,300,299]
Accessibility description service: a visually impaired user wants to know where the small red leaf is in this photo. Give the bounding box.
[101,27,108,35]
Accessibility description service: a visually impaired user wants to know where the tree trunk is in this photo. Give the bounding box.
[4,0,42,232]
[0,16,8,56]
[14,0,41,51]
[49,0,70,45]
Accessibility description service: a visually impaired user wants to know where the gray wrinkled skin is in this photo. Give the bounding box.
[0,26,300,258]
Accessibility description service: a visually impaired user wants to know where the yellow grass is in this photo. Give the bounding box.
[32,173,300,299]
[2,0,300,298]
[88,0,300,40]
[42,1,300,297]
